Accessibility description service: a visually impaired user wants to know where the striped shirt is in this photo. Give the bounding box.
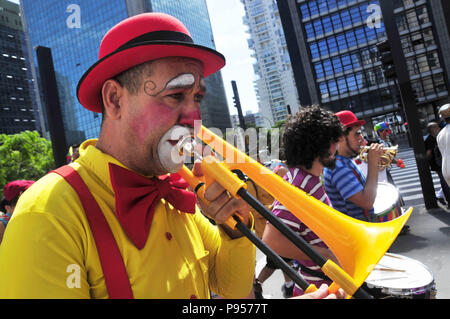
[323,155,374,221]
[271,167,331,295]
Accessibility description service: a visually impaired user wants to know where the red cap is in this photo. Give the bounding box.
[335,110,365,129]
[3,180,35,202]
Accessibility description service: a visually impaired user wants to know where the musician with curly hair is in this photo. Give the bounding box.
[262,105,344,297]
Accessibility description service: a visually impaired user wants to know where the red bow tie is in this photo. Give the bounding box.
[109,163,196,249]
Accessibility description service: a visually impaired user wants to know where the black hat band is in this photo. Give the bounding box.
[118,30,194,51]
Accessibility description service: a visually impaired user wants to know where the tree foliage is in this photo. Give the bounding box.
[0,131,55,197]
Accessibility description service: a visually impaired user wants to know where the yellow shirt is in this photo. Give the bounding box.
[0,139,255,299]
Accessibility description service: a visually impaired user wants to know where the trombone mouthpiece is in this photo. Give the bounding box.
[177,135,199,158]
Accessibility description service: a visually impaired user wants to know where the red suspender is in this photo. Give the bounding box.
[52,165,134,299]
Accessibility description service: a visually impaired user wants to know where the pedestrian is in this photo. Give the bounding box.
[0,180,35,244]
[0,13,340,299]
[425,121,450,208]
[66,144,80,163]
[262,105,342,297]
[437,104,450,187]
[323,110,384,221]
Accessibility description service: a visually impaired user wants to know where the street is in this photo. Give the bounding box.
[255,140,450,299]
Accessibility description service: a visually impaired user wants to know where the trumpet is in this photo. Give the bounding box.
[359,145,398,169]
[177,126,412,298]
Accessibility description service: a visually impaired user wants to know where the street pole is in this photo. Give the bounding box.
[231,80,246,130]
[379,1,437,209]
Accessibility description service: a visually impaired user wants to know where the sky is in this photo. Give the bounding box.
[8,0,259,116]
[205,0,259,116]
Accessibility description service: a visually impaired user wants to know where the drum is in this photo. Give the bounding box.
[372,182,403,222]
[363,253,436,299]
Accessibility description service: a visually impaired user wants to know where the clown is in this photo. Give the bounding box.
[0,13,254,299]
[0,13,342,300]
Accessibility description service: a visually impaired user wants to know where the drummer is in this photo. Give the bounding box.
[323,110,383,221]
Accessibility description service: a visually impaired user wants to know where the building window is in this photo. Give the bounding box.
[328,79,338,96]
[323,59,333,77]
[318,39,329,56]
[345,30,357,48]
[427,51,440,70]
[336,33,347,51]
[309,0,319,16]
[300,3,310,19]
[327,36,338,54]
[305,22,314,38]
[331,13,342,31]
[320,82,329,99]
[349,6,361,24]
[332,56,343,73]
[340,9,352,28]
[309,43,319,59]
[313,19,324,36]
[322,16,332,33]
[434,74,446,93]
[318,0,328,14]
[337,76,347,94]
[342,54,352,71]
[314,62,325,78]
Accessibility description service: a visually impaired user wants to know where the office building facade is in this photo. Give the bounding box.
[278,0,450,135]
[242,0,300,127]
[0,0,39,134]
[21,0,231,146]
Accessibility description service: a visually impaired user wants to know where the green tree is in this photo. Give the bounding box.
[272,120,286,129]
[0,131,55,197]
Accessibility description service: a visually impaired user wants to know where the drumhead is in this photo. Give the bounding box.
[365,253,434,296]
[373,182,399,215]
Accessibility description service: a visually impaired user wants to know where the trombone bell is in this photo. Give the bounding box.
[360,145,398,169]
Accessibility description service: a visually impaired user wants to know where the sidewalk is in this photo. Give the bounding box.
[255,204,450,299]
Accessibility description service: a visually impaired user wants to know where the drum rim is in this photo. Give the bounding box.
[373,182,400,216]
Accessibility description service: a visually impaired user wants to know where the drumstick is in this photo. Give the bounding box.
[374,267,406,272]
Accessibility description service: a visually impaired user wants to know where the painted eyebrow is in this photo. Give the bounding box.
[166,74,195,90]
[165,74,206,93]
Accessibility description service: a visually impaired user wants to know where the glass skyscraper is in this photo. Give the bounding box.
[278,0,450,136]
[241,0,300,127]
[21,0,231,146]
[0,0,39,134]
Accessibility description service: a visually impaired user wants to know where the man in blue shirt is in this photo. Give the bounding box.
[324,111,383,221]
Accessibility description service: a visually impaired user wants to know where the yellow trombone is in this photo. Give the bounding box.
[178,126,412,298]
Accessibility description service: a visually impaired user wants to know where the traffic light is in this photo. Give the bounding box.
[233,96,238,108]
[376,40,397,80]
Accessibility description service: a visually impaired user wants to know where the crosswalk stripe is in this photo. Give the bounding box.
[388,146,442,206]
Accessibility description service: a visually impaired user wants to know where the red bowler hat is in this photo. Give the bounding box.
[3,180,35,202]
[77,12,226,113]
[335,110,365,129]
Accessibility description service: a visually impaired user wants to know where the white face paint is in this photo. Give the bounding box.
[165,73,196,91]
[156,125,192,173]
